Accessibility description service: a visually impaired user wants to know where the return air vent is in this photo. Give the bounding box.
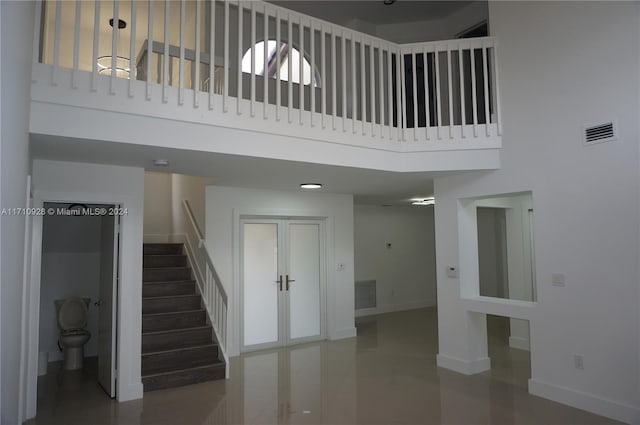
[583,121,617,146]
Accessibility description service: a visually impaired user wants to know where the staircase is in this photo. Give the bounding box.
[142,243,225,391]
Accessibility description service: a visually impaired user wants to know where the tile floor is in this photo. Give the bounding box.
[26,308,620,424]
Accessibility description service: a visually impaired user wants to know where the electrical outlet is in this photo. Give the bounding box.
[573,355,584,370]
[337,263,345,271]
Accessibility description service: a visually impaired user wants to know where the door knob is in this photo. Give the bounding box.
[286,275,295,291]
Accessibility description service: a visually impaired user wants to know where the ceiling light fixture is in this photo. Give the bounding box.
[96,19,131,77]
[300,183,323,189]
[153,159,170,166]
[411,197,435,206]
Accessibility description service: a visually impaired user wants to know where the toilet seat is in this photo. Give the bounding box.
[57,297,88,331]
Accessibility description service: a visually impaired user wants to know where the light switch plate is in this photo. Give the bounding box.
[446,265,458,278]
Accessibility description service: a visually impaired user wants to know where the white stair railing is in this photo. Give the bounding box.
[181,200,228,377]
[35,0,501,149]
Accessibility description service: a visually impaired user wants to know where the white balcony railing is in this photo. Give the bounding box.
[34,0,501,151]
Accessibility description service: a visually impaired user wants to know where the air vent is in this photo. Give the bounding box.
[583,121,617,146]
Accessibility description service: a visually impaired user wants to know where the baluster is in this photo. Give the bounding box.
[435,47,442,139]
[287,15,292,123]
[299,15,304,125]
[387,48,393,139]
[423,46,430,140]
[377,45,384,138]
[223,0,229,112]
[250,2,256,117]
[482,43,491,136]
[333,30,339,131]
[52,0,62,86]
[209,0,215,109]
[179,0,186,105]
[471,44,478,137]
[194,0,201,106]
[72,0,81,88]
[276,10,281,120]
[321,24,326,129]
[447,45,454,139]
[493,43,503,136]
[360,38,366,135]
[162,0,170,102]
[369,44,376,137]
[412,50,418,141]
[92,0,100,91]
[237,0,243,115]
[128,0,136,97]
[400,50,407,141]
[263,4,268,119]
[339,31,344,131]
[458,43,466,138]
[146,0,152,99]
[310,21,315,127]
[351,36,356,134]
[109,0,119,94]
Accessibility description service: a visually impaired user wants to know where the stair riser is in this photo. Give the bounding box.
[143,268,191,282]
[142,327,213,352]
[143,310,207,333]
[142,282,196,297]
[143,364,225,392]
[142,296,201,314]
[143,244,183,255]
[143,255,187,268]
[142,345,219,375]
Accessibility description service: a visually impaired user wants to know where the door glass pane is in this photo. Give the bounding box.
[288,224,321,339]
[243,223,279,346]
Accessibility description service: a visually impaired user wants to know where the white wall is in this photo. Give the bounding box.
[433,2,640,423]
[143,172,173,240]
[353,204,436,316]
[39,213,103,362]
[1,1,34,424]
[31,160,145,409]
[171,173,217,237]
[205,185,355,357]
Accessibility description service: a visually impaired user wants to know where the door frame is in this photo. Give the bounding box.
[238,214,328,353]
[26,198,123,412]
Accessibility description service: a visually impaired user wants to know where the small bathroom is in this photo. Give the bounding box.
[38,202,117,396]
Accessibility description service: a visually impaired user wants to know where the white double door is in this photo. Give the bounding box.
[241,219,325,351]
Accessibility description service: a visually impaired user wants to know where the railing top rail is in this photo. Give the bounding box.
[256,0,401,48]
[399,36,497,51]
[182,199,229,304]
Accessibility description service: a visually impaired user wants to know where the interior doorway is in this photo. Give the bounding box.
[38,202,120,398]
[240,218,326,352]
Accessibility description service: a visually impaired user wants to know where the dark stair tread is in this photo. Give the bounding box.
[142,361,225,378]
[142,294,200,301]
[142,325,212,336]
[143,279,196,285]
[143,309,205,317]
[142,342,218,357]
[143,266,191,271]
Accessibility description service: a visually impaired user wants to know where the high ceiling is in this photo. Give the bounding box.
[268,1,475,26]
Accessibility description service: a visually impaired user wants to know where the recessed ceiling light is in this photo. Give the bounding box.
[153,159,169,166]
[411,197,435,206]
[300,183,322,189]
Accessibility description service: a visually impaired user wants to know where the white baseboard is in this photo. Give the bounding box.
[330,327,357,340]
[437,353,491,375]
[355,299,435,318]
[508,336,530,351]
[529,378,640,424]
[117,381,144,402]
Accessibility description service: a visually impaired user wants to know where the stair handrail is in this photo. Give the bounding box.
[182,199,228,375]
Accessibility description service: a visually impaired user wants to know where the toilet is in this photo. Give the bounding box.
[55,297,91,370]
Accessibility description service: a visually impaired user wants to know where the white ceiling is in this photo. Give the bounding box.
[29,134,460,206]
[267,0,475,26]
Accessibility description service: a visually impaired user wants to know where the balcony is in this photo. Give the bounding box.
[30,0,502,167]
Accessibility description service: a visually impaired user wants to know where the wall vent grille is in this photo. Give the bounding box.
[584,121,617,145]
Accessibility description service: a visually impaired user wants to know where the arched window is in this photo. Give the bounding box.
[242,40,320,87]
